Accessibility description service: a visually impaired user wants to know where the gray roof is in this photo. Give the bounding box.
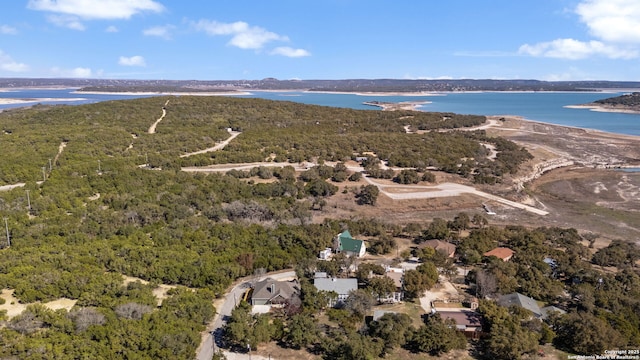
[498,293,542,317]
[541,306,566,319]
[373,310,398,321]
[314,277,358,296]
[252,278,299,303]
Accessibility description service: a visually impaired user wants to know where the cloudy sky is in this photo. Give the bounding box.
[1,0,640,80]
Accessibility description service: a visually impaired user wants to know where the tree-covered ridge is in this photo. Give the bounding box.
[0,96,530,185]
[593,92,640,108]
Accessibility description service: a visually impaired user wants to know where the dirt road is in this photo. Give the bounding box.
[180,129,241,158]
[147,100,169,134]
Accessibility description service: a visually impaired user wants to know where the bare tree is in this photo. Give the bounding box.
[476,270,497,299]
[115,302,153,320]
[8,311,43,334]
[69,307,106,332]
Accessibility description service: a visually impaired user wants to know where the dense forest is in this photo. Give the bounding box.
[0,96,637,359]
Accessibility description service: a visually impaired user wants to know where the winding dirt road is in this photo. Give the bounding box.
[148,100,170,134]
[180,129,241,158]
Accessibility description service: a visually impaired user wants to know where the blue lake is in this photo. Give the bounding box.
[1,88,639,136]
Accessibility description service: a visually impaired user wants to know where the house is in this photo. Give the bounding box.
[483,247,515,262]
[319,247,332,260]
[250,278,299,306]
[438,310,484,339]
[334,230,366,258]
[313,274,358,307]
[498,292,543,318]
[541,305,566,320]
[372,310,398,321]
[374,270,404,303]
[420,240,456,258]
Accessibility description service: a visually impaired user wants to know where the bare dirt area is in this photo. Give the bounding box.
[527,167,640,243]
[0,289,77,319]
[313,115,640,245]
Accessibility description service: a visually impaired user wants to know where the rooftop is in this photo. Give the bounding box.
[483,247,515,261]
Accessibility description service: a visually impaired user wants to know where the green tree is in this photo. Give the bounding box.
[367,276,397,303]
[344,289,375,319]
[356,184,379,205]
[421,218,450,240]
[283,314,319,349]
[368,313,413,354]
[406,314,466,355]
[403,262,438,299]
[553,311,626,355]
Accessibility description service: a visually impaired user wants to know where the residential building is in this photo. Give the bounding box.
[334,230,366,258]
[498,292,543,318]
[313,274,358,307]
[438,310,484,339]
[420,239,456,258]
[483,247,515,262]
[250,278,299,306]
[319,247,332,260]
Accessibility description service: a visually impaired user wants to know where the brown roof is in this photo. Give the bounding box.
[483,247,514,260]
[439,310,482,327]
[384,271,403,288]
[420,240,456,257]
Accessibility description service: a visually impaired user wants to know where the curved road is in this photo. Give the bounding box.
[195,270,295,360]
[148,100,170,134]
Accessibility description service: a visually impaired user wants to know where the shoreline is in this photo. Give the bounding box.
[564,104,640,115]
[489,114,640,140]
[363,100,431,111]
[0,97,86,105]
[73,90,252,96]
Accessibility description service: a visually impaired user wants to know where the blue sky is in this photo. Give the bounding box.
[1,0,640,80]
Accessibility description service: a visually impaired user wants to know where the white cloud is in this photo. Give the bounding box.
[519,38,638,59]
[105,25,119,33]
[193,20,288,49]
[50,66,92,78]
[1,25,18,35]
[47,14,85,30]
[143,25,175,40]
[270,47,310,58]
[119,55,146,67]
[27,0,164,20]
[576,0,640,43]
[0,50,29,72]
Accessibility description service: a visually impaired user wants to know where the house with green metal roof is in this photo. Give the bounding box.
[334,230,366,257]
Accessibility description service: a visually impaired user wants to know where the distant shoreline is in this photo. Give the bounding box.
[363,100,431,111]
[73,90,252,96]
[564,104,640,115]
[0,97,86,105]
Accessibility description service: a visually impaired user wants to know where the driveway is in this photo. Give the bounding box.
[195,270,295,360]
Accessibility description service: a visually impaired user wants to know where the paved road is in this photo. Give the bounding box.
[195,270,295,360]
[364,177,549,216]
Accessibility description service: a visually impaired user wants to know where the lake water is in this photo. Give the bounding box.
[1,88,639,136]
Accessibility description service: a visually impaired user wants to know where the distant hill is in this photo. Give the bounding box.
[2,77,640,92]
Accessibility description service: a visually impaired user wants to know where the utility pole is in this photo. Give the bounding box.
[26,189,31,211]
[42,166,46,182]
[3,217,9,247]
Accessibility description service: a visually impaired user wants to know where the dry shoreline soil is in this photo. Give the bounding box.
[320,116,640,246]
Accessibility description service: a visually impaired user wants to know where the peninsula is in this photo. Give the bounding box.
[566,92,640,114]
